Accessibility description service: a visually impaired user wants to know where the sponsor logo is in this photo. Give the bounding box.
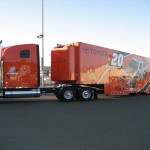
[7,66,18,75]
[82,46,107,56]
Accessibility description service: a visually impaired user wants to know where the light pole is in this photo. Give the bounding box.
[37,0,44,87]
[42,0,44,87]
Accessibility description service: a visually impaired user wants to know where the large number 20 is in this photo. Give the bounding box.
[111,53,124,67]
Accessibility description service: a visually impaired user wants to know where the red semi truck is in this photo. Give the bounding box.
[0,42,150,101]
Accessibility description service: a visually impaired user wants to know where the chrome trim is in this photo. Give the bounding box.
[4,89,40,98]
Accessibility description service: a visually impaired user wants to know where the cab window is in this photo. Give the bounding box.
[20,50,30,58]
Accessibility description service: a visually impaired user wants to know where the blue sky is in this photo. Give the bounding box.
[1,0,150,66]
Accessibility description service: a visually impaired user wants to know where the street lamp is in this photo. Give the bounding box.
[37,0,44,87]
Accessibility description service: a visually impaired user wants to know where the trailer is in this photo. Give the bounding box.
[0,42,150,101]
[51,42,150,101]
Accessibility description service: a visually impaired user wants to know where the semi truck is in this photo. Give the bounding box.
[0,42,150,101]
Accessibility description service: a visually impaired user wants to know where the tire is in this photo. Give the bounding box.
[54,88,61,100]
[60,87,75,102]
[79,88,93,101]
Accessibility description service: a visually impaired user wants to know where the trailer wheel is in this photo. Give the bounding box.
[60,87,75,102]
[54,88,62,100]
[79,88,93,101]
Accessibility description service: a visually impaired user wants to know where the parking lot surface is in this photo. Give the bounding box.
[0,94,150,150]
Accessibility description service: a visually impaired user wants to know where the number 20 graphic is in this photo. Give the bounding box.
[111,53,124,67]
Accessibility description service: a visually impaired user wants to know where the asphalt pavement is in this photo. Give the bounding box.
[0,94,150,150]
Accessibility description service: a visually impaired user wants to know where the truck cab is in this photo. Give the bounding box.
[0,44,40,98]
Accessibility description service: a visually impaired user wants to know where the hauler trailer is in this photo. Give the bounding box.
[0,42,150,101]
[51,42,150,101]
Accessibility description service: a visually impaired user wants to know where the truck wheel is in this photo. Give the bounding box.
[79,88,93,101]
[60,87,75,102]
[54,89,61,100]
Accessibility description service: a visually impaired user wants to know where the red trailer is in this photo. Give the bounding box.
[51,42,150,101]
